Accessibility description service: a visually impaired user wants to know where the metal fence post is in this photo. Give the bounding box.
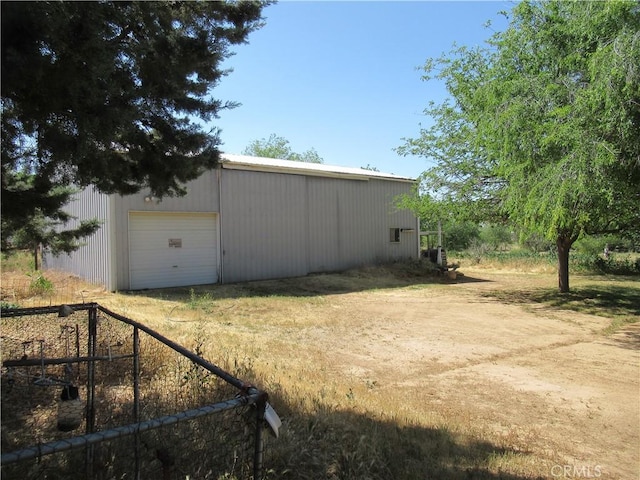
[86,305,98,479]
[253,393,267,480]
[86,305,98,433]
[133,326,141,480]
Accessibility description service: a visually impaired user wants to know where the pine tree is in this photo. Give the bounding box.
[1,1,267,256]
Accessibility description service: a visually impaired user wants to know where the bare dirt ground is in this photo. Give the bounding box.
[3,265,638,478]
[290,270,640,479]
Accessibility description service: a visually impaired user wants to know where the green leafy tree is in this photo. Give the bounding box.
[445,221,480,252]
[1,1,267,256]
[480,224,513,251]
[398,0,640,292]
[243,133,324,163]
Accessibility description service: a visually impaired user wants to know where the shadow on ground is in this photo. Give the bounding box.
[264,398,546,480]
[480,283,640,319]
[0,302,547,480]
[604,325,640,351]
[126,268,493,301]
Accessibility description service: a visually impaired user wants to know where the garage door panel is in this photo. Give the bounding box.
[129,253,217,268]
[129,235,215,252]
[129,249,216,269]
[130,265,216,288]
[129,212,218,289]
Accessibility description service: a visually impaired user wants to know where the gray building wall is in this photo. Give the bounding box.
[306,176,416,273]
[43,186,117,290]
[45,164,418,290]
[220,169,417,284]
[220,169,309,283]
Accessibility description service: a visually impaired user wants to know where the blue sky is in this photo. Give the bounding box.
[211,1,512,179]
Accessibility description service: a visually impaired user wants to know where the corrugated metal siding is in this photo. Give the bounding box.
[307,177,416,272]
[113,170,220,290]
[43,186,115,290]
[220,170,417,283]
[46,166,417,289]
[220,170,308,283]
[306,179,341,272]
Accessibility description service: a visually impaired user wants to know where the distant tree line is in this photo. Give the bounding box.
[242,133,324,163]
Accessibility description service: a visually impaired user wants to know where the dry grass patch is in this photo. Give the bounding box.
[1,269,109,308]
[3,256,638,479]
[103,270,556,479]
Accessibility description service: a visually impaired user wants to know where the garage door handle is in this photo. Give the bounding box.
[172,265,178,268]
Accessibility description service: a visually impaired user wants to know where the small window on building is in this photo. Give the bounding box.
[389,228,401,243]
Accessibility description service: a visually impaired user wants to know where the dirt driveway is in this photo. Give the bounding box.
[296,270,639,479]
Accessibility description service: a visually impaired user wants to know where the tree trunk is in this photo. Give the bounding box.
[34,244,39,271]
[556,235,574,293]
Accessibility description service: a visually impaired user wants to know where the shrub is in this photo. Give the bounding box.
[466,240,493,264]
[574,234,637,256]
[444,222,480,251]
[28,272,55,296]
[479,224,513,251]
[571,253,640,275]
[0,301,21,309]
[520,233,554,253]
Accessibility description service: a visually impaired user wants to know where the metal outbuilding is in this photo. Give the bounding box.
[44,154,419,290]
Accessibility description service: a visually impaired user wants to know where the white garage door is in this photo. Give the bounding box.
[129,212,219,289]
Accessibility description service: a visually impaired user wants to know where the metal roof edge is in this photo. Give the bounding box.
[219,154,415,183]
